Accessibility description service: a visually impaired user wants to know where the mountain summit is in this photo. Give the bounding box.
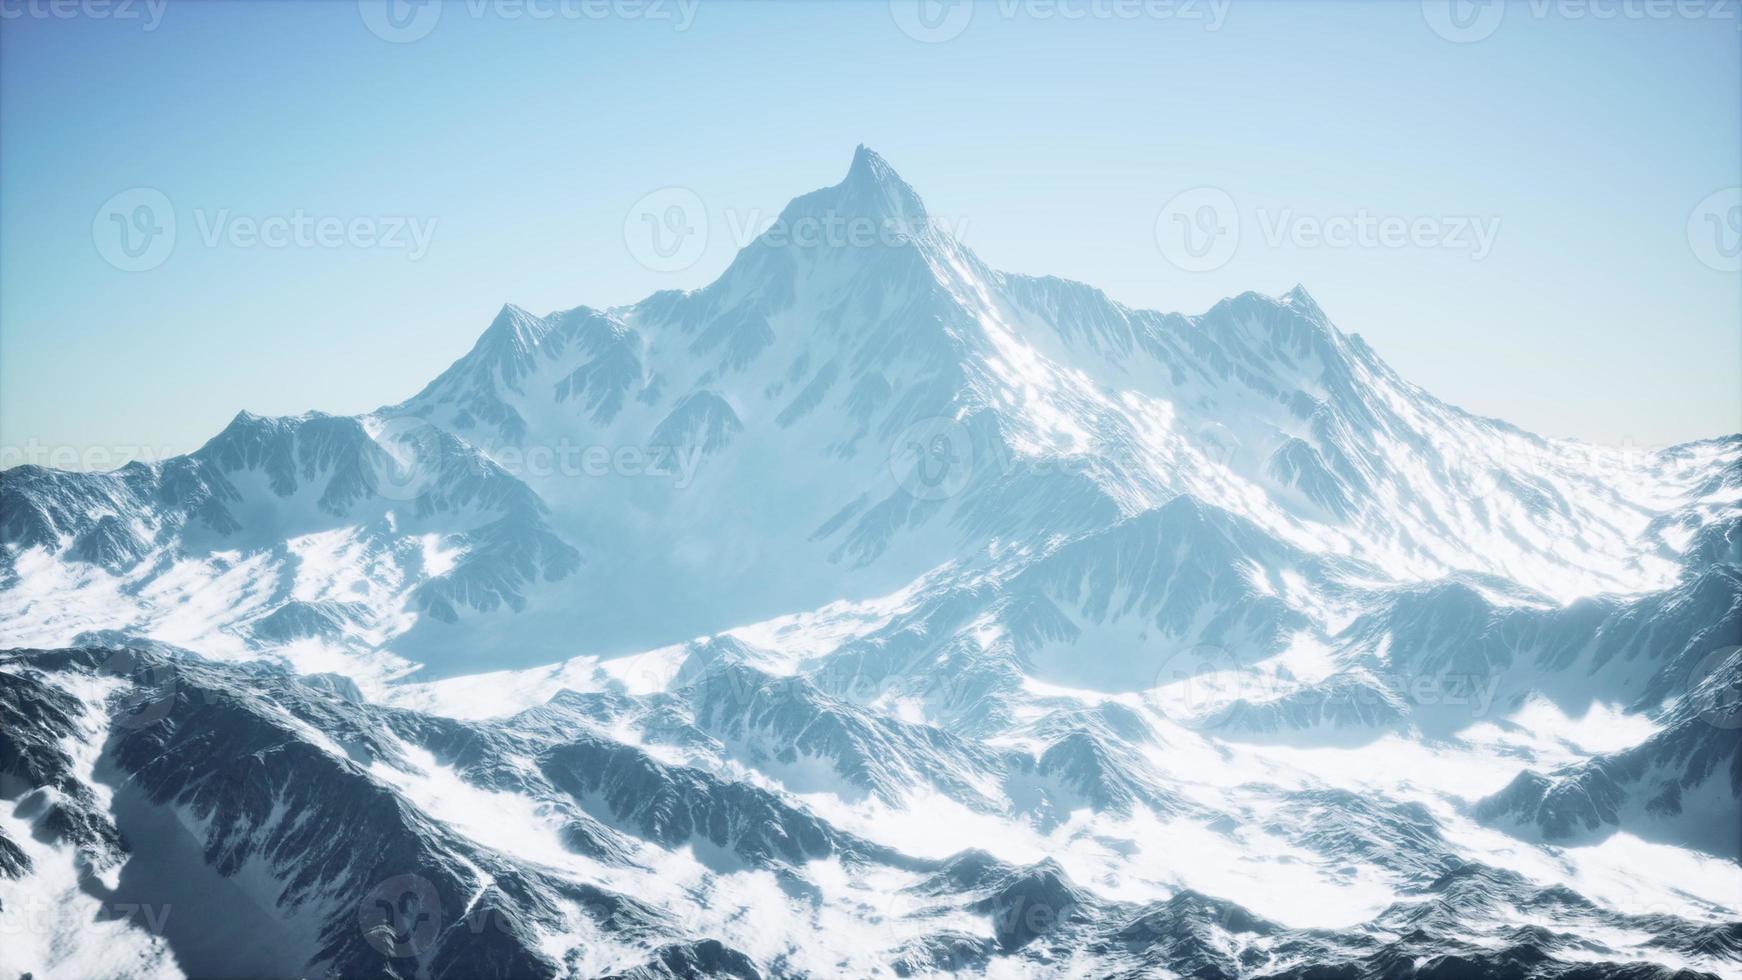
[836,143,931,221]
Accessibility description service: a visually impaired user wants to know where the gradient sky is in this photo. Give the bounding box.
[2,0,1738,469]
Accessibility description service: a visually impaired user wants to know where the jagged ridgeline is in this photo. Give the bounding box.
[2,149,1739,979]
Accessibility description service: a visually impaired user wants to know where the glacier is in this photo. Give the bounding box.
[1,146,1738,979]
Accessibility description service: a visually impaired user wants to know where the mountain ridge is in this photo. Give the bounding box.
[1,146,1738,979]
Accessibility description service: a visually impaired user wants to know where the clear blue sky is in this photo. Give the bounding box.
[2,0,1737,467]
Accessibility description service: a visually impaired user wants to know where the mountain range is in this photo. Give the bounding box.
[2,147,1738,979]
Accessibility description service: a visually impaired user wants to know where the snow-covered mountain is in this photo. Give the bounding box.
[2,148,1738,979]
